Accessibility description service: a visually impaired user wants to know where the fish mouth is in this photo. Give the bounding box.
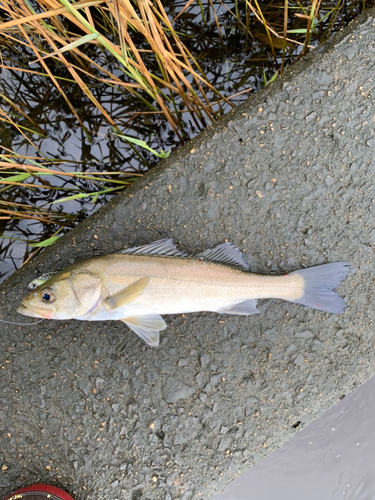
[17,304,44,318]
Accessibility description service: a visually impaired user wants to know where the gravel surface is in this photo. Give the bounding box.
[1,8,375,500]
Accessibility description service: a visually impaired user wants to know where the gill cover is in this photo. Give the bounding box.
[69,273,103,314]
[20,272,103,320]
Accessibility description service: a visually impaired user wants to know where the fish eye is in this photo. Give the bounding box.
[40,287,56,303]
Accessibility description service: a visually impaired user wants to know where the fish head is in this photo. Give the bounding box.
[17,271,103,320]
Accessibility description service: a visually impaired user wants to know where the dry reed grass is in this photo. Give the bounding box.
[0,0,234,141]
[0,0,362,141]
[0,0,370,246]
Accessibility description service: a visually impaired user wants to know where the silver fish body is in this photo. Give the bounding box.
[18,239,350,347]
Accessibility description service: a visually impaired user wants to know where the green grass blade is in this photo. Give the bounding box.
[44,33,99,58]
[112,131,171,158]
[49,186,124,204]
[287,28,309,33]
[29,235,61,247]
[1,173,31,182]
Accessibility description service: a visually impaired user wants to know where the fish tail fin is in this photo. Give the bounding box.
[289,262,350,313]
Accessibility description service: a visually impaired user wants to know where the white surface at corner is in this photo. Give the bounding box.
[213,376,375,500]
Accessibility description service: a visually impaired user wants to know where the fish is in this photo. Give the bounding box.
[27,272,57,290]
[18,239,350,347]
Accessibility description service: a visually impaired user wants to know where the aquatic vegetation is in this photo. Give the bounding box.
[1,0,366,142]
[0,147,143,266]
[0,0,232,141]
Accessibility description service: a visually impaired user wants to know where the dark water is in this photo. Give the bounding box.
[0,0,366,283]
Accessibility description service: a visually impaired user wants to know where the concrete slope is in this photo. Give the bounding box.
[1,8,374,500]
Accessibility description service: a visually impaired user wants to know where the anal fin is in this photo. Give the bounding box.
[217,299,259,315]
[121,314,167,347]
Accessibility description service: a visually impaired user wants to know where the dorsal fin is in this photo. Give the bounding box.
[120,239,189,257]
[196,242,250,271]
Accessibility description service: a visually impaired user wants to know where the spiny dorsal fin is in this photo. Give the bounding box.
[196,242,250,271]
[105,277,149,310]
[120,239,189,257]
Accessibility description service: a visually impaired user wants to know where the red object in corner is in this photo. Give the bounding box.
[2,484,75,500]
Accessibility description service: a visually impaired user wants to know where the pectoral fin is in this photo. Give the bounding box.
[121,314,167,347]
[105,277,149,310]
